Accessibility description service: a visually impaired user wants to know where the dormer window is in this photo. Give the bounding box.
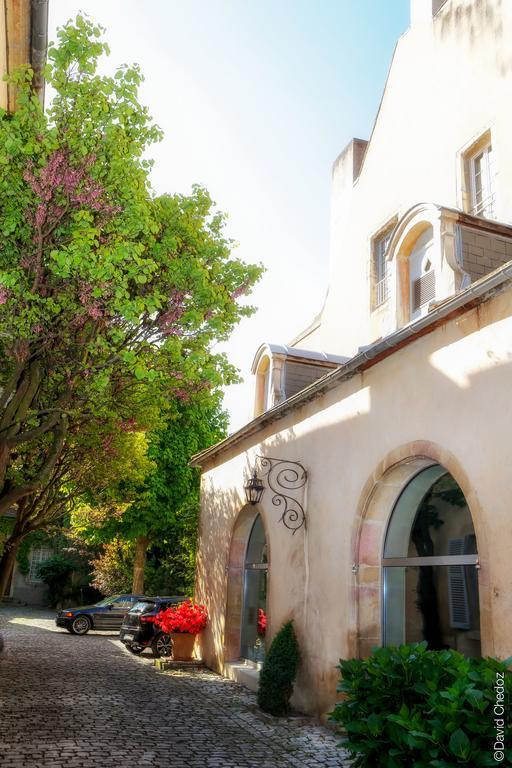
[252,344,347,417]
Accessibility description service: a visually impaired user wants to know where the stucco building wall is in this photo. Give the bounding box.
[196,286,512,714]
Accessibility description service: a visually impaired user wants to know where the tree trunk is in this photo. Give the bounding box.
[0,543,19,600]
[132,536,149,594]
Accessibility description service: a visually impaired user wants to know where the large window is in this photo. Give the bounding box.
[241,515,268,663]
[371,222,395,310]
[383,466,481,657]
[463,133,496,220]
[469,142,495,218]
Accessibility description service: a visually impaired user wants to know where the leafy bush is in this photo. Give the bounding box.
[257,620,300,716]
[37,555,75,606]
[330,642,512,767]
[90,539,134,595]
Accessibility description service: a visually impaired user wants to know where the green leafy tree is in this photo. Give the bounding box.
[74,391,227,594]
[89,538,134,595]
[0,15,262,596]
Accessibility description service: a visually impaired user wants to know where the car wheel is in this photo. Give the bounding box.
[128,645,144,655]
[66,627,75,634]
[71,615,91,635]
[151,632,172,658]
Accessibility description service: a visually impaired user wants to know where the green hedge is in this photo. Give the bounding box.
[330,642,512,767]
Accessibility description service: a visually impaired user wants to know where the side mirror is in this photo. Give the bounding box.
[107,603,114,610]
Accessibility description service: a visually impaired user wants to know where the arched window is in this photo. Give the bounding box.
[409,226,435,321]
[241,515,268,663]
[254,356,271,416]
[382,465,481,656]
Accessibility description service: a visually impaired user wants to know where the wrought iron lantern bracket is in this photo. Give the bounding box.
[256,455,307,534]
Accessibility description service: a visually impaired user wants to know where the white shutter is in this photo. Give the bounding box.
[447,538,471,629]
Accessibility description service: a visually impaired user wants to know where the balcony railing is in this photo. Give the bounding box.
[374,276,388,308]
[470,192,496,220]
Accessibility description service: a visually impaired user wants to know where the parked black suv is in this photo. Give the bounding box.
[119,596,184,657]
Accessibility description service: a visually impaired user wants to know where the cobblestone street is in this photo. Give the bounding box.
[0,607,352,768]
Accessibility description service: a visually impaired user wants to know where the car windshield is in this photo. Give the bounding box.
[94,596,120,607]
[130,600,156,614]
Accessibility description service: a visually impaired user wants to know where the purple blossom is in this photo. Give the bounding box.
[87,304,103,320]
[23,149,123,238]
[158,291,187,336]
[230,282,250,300]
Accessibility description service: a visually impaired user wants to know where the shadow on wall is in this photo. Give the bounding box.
[196,297,512,712]
[437,0,512,77]
[194,427,304,670]
[195,483,243,670]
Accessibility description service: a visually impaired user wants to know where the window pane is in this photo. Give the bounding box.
[384,468,476,558]
[384,465,446,557]
[471,143,495,218]
[245,515,267,565]
[28,546,52,582]
[241,568,267,662]
[383,565,481,656]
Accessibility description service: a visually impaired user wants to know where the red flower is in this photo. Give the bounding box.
[151,600,208,635]
[257,608,267,637]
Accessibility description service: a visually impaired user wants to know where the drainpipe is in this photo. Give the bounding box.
[30,0,48,105]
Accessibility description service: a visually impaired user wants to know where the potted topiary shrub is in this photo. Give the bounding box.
[257,620,300,716]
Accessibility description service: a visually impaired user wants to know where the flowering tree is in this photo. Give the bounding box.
[73,392,227,594]
[0,16,262,595]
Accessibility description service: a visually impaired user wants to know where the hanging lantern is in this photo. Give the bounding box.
[244,469,264,505]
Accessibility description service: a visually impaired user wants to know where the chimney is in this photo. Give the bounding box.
[410,0,447,26]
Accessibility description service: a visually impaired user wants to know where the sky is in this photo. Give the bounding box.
[49,0,410,433]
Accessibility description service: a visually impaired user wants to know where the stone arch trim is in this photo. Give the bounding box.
[385,203,465,326]
[386,203,442,263]
[224,504,270,662]
[351,441,492,658]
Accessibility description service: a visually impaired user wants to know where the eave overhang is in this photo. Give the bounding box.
[191,259,512,469]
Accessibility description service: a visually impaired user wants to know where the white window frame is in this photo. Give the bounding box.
[28,546,53,583]
[468,140,495,219]
[371,222,395,310]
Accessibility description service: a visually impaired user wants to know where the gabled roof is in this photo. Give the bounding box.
[251,343,347,374]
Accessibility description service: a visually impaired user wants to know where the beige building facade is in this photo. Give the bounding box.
[193,0,512,716]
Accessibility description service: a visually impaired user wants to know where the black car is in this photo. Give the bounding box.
[119,596,184,657]
[55,594,146,635]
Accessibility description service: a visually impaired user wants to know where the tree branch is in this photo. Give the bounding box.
[0,415,68,516]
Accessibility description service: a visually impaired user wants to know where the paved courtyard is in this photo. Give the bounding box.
[0,607,352,768]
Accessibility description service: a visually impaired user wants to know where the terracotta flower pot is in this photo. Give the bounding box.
[171,632,196,660]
